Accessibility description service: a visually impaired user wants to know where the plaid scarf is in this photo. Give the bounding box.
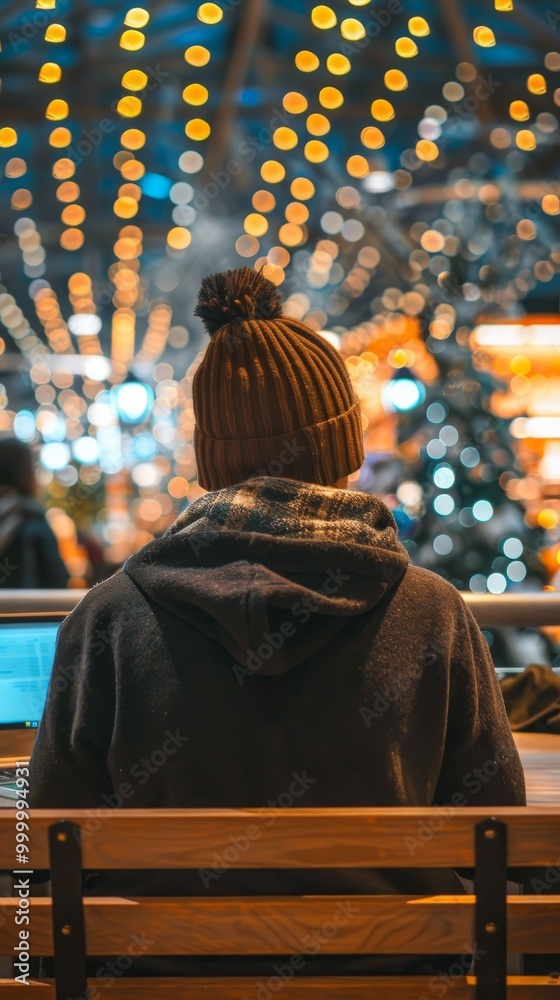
[168,476,407,560]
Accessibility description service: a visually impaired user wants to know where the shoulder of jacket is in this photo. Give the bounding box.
[64,571,141,625]
[399,563,469,615]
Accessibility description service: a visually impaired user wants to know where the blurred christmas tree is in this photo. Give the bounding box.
[354,329,545,592]
[344,314,550,671]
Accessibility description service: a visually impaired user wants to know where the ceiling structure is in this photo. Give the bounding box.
[0,0,558,596]
[0,0,557,384]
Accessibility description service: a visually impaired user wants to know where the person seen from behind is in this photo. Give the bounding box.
[30,268,525,977]
[0,438,69,589]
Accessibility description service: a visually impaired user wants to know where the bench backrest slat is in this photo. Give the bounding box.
[0,975,487,998]
[1,807,559,868]
[0,896,559,956]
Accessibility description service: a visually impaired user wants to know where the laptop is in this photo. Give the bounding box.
[0,613,64,802]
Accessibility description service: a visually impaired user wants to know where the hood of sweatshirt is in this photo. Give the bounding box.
[124,476,409,677]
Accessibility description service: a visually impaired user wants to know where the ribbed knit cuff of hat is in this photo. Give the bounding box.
[195,399,364,491]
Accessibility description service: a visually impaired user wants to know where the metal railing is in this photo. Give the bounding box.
[462,592,560,627]
[0,589,86,614]
[2,588,560,626]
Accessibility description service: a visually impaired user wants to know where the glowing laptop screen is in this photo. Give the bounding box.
[0,622,60,729]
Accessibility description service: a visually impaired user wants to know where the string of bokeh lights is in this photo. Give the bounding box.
[0,0,559,586]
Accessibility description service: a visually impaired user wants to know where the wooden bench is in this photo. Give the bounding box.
[0,807,559,998]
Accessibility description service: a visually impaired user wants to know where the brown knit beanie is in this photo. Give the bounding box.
[192,267,364,491]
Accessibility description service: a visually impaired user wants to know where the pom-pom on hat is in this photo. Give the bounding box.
[192,267,365,491]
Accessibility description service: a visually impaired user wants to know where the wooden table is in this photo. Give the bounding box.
[1,734,559,808]
[514,732,560,804]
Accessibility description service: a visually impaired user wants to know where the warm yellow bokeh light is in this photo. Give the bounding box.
[121,128,146,150]
[311,5,336,29]
[56,181,80,202]
[168,477,189,499]
[304,139,329,162]
[527,74,546,95]
[538,509,559,530]
[11,189,32,210]
[390,349,410,367]
[307,113,330,135]
[495,0,513,8]
[184,45,210,67]
[252,190,276,212]
[68,271,91,298]
[395,37,418,58]
[282,92,308,114]
[46,99,69,120]
[291,177,315,200]
[295,50,320,72]
[326,53,351,75]
[319,86,343,109]
[516,129,536,150]
[416,139,439,161]
[45,23,66,42]
[122,69,148,91]
[0,127,17,147]
[543,194,560,215]
[273,127,298,150]
[121,159,146,180]
[52,158,75,179]
[183,84,209,106]
[473,26,496,47]
[117,96,142,118]
[509,100,530,121]
[261,160,286,183]
[285,202,309,225]
[384,69,408,91]
[114,196,139,219]
[340,17,365,40]
[371,99,395,122]
[197,3,223,23]
[167,227,192,250]
[244,213,269,237]
[114,236,141,259]
[60,228,85,251]
[118,182,142,201]
[120,29,145,50]
[517,219,536,240]
[347,155,369,178]
[278,223,305,246]
[61,204,86,226]
[39,62,62,83]
[361,126,385,149]
[49,126,71,147]
[510,355,531,376]
[125,7,150,27]
[409,17,430,36]
[260,262,285,286]
[5,158,26,177]
[185,118,211,140]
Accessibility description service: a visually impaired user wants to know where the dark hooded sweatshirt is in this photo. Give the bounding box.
[29,476,526,977]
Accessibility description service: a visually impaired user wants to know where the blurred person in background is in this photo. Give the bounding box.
[0,438,69,589]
